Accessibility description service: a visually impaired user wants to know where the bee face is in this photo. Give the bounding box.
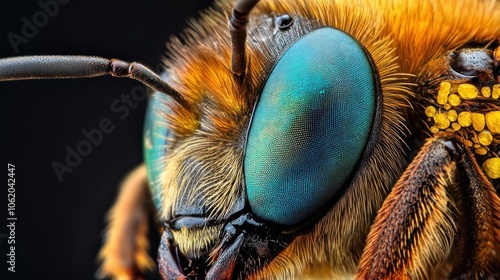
[148,13,389,276]
[146,0,500,278]
[1,0,499,279]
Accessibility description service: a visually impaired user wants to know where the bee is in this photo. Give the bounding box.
[1,0,499,279]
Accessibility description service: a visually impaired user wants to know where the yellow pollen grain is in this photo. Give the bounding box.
[493,85,499,99]
[473,143,481,149]
[451,122,461,131]
[478,130,493,146]
[448,94,461,106]
[433,112,450,129]
[486,111,500,134]
[430,126,439,134]
[458,84,479,99]
[447,110,457,121]
[471,113,485,131]
[482,158,500,179]
[481,87,491,98]
[425,106,436,117]
[437,82,451,105]
[465,140,473,147]
[444,104,451,110]
[458,112,472,127]
[475,148,488,155]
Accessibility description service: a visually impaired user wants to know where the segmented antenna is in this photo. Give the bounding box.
[0,55,187,107]
[230,0,260,76]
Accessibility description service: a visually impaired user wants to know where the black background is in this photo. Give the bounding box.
[0,0,213,279]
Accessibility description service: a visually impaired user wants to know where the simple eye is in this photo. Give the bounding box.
[244,27,378,225]
[144,91,172,210]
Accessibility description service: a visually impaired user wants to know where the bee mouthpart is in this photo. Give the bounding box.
[159,215,254,280]
[205,233,245,280]
[158,229,188,279]
[159,213,294,279]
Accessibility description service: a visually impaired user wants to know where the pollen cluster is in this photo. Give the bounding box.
[425,81,500,179]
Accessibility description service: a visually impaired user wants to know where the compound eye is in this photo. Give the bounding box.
[144,91,172,210]
[244,28,378,225]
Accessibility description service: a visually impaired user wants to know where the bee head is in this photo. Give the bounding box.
[143,0,412,278]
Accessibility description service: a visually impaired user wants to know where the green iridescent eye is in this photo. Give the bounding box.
[244,27,378,225]
[144,91,172,210]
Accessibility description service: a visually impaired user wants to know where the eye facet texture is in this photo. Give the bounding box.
[245,27,376,225]
[144,91,172,210]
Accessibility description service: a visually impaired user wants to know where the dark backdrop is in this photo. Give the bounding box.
[0,0,213,279]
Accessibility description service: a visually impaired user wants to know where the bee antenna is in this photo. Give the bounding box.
[230,0,260,77]
[0,55,188,107]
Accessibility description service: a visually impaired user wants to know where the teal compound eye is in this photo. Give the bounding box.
[144,90,173,211]
[244,27,379,226]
